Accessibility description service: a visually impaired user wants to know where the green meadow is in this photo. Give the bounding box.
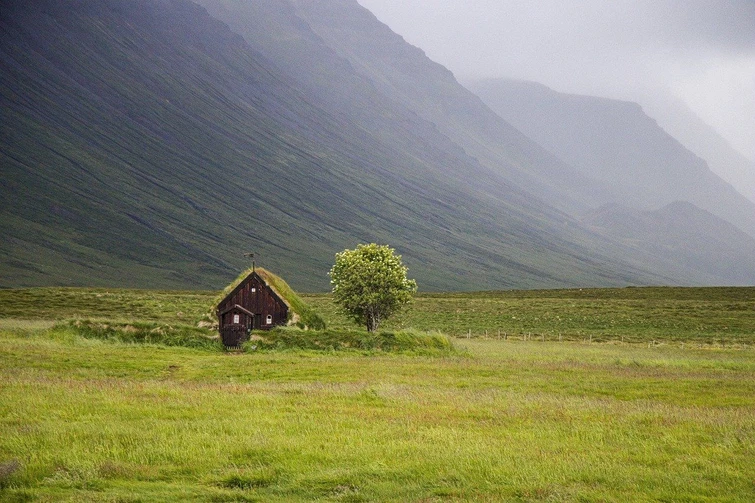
[1,287,754,501]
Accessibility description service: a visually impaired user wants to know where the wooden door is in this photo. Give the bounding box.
[221,324,248,347]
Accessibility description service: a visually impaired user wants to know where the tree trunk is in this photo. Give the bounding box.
[366,309,380,332]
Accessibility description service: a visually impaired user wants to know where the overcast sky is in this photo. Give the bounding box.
[357,0,755,160]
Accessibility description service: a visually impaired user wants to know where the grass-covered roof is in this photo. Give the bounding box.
[214,267,325,330]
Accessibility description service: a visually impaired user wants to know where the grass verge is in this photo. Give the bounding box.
[246,327,455,355]
[58,319,221,350]
[26,320,457,356]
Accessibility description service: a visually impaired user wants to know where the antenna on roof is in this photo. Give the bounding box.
[244,252,256,273]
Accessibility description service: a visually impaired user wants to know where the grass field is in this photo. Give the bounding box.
[313,287,755,346]
[1,287,754,501]
[2,286,754,345]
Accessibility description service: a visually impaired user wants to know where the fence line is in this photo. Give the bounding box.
[451,329,752,350]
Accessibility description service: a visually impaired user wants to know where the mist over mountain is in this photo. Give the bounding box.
[1,0,752,289]
[638,93,755,204]
[1,0,664,290]
[468,78,755,239]
[358,0,755,164]
[196,0,618,216]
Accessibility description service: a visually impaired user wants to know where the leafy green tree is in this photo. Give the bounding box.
[329,244,417,332]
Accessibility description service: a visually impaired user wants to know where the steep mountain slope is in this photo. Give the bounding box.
[468,79,755,238]
[1,0,672,290]
[639,94,755,204]
[583,202,755,285]
[196,0,618,216]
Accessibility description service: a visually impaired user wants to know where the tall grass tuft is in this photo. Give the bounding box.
[0,459,21,490]
[58,319,222,350]
[247,327,455,354]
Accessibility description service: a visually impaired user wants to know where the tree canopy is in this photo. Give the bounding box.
[329,244,417,332]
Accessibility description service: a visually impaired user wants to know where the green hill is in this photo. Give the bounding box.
[10,0,751,290]
[2,0,680,291]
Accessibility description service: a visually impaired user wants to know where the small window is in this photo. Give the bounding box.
[266,315,273,325]
[233,314,240,324]
[251,288,256,293]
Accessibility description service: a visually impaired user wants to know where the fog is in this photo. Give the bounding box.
[357,0,755,161]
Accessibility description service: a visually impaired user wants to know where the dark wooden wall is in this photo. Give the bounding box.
[217,273,288,331]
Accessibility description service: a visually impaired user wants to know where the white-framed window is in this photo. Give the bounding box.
[266,315,273,325]
[251,288,256,293]
[233,314,240,324]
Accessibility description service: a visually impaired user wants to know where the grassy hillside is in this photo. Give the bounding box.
[2,0,703,292]
[276,0,618,215]
[582,202,755,285]
[310,287,755,346]
[1,287,754,501]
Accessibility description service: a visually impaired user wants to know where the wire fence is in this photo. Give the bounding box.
[448,328,752,349]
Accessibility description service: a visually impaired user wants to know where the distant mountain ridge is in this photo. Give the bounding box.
[289,0,621,214]
[196,0,622,216]
[468,78,755,239]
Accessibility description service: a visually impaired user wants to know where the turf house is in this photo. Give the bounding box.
[215,267,324,346]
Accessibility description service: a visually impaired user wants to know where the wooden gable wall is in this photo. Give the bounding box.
[216,272,289,331]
